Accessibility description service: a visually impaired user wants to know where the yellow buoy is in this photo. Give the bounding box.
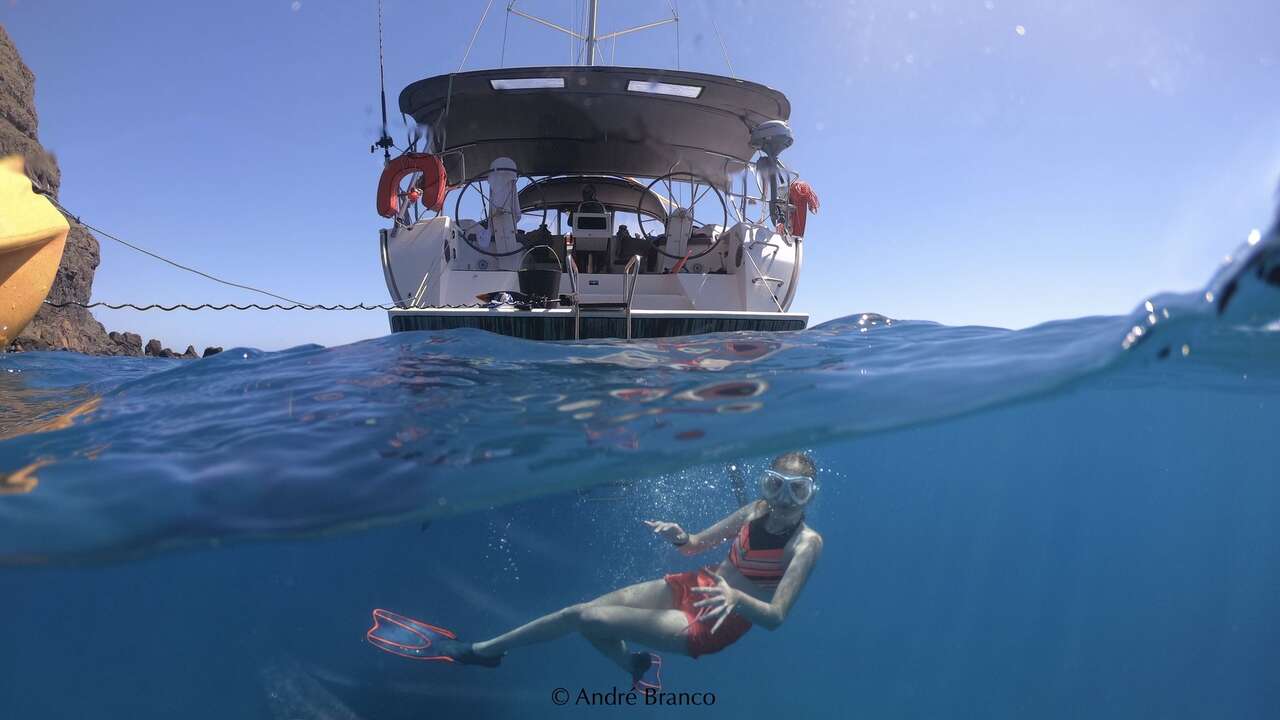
[0,155,69,348]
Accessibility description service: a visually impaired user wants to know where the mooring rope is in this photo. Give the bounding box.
[46,198,308,305]
[43,300,494,312]
[36,200,475,311]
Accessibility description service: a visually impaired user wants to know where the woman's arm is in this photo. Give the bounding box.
[693,530,823,631]
[645,502,760,556]
[680,501,760,556]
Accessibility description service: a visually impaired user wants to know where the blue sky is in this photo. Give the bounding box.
[4,0,1278,351]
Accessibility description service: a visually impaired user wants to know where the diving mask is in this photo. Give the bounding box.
[760,469,815,506]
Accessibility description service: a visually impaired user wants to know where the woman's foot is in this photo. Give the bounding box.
[438,639,504,668]
[367,609,501,665]
[629,651,661,691]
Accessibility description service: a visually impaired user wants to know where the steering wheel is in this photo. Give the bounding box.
[453,169,549,257]
[635,171,730,261]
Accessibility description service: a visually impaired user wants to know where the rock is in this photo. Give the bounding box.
[1,26,170,357]
[108,331,143,355]
[0,27,58,193]
[157,348,176,359]
[202,346,223,358]
[6,337,54,352]
[181,345,198,359]
[144,339,163,357]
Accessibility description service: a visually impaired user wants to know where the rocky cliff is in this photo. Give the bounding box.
[1,25,201,356]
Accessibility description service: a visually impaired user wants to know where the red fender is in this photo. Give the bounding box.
[787,180,820,237]
[377,153,448,218]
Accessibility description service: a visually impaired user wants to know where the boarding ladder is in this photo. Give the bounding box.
[567,254,642,340]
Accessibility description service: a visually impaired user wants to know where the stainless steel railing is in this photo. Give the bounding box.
[623,254,641,341]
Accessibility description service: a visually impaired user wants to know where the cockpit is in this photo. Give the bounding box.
[448,169,737,276]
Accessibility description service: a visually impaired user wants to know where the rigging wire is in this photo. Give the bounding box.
[500,1,512,67]
[46,198,306,306]
[710,10,735,77]
[570,0,579,64]
[576,0,587,64]
[442,0,495,164]
[458,0,496,72]
[669,0,680,69]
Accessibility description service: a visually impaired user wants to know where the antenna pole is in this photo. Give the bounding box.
[585,0,599,65]
[372,0,394,160]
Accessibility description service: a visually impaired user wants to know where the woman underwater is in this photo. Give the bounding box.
[367,452,823,687]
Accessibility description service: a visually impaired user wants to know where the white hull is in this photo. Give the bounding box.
[382,216,807,340]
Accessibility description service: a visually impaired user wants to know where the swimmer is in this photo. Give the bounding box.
[367,451,823,690]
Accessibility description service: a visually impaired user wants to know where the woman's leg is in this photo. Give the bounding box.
[578,579,685,669]
[471,578,688,662]
[583,578,674,611]
[577,605,691,668]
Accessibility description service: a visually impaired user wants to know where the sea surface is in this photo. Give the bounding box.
[1,223,1278,719]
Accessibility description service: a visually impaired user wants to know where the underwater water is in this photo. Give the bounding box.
[2,226,1278,719]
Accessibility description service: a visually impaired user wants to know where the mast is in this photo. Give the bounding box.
[585,0,599,65]
[504,1,676,67]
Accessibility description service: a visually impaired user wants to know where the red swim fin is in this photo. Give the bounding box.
[366,608,458,662]
[631,651,662,692]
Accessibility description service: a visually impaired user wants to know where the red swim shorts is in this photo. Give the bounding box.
[664,567,752,658]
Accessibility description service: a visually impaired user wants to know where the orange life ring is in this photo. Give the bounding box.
[377,153,448,218]
[787,180,820,237]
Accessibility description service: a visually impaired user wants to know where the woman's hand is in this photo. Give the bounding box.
[688,571,741,634]
[643,520,689,546]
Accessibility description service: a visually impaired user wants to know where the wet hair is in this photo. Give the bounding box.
[771,451,817,478]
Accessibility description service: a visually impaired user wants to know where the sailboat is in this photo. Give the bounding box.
[375,1,818,340]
